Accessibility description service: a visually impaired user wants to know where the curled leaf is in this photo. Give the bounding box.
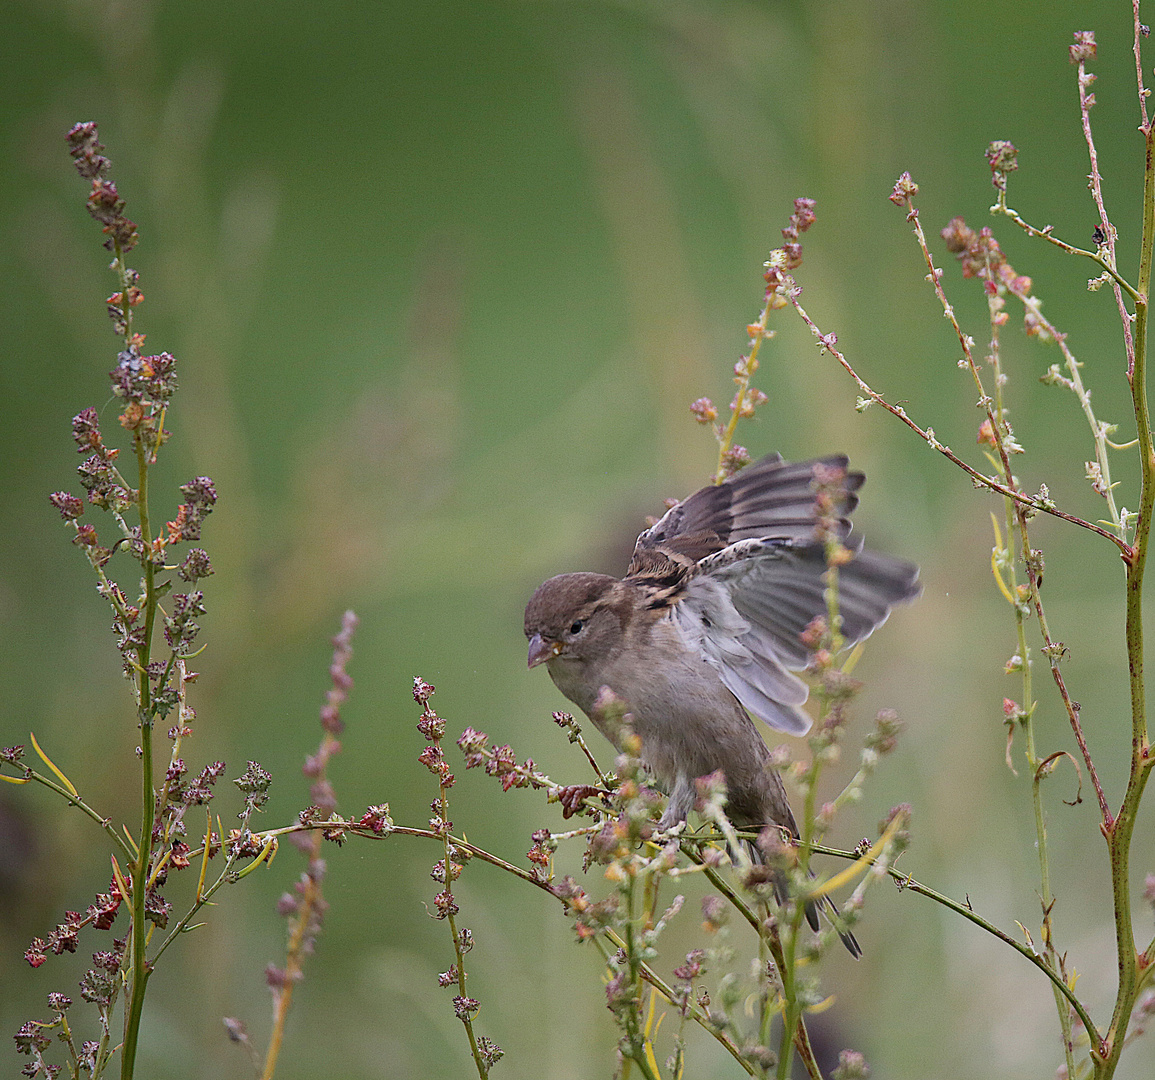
[1034,750,1083,806]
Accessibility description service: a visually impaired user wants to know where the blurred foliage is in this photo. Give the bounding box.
[2,1,1153,1077]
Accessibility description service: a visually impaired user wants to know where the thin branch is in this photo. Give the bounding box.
[806,841,1101,1047]
[1014,523,1113,827]
[4,768,135,861]
[994,202,1140,304]
[786,289,1131,554]
[1136,1,1151,134]
[1075,34,1138,372]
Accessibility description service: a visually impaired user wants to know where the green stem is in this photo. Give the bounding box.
[621,882,660,1080]
[789,289,1131,554]
[994,199,1141,303]
[714,302,770,483]
[799,837,1100,1042]
[434,760,488,1079]
[121,301,157,1080]
[1098,117,1155,1080]
[984,274,1077,1075]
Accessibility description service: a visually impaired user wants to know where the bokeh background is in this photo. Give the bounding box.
[3,1,1154,1077]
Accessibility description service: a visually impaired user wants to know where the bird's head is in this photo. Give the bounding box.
[523,572,623,670]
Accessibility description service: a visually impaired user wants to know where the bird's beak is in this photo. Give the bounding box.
[527,633,560,668]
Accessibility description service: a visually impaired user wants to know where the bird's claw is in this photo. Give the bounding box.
[654,819,687,841]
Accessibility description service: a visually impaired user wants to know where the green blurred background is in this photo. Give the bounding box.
[3,1,1154,1076]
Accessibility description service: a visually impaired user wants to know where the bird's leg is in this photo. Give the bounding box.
[658,773,695,830]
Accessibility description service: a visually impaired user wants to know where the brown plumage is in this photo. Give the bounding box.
[524,453,920,955]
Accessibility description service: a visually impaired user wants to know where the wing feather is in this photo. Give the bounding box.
[629,452,919,737]
[630,454,862,573]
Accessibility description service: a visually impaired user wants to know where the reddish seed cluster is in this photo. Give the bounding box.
[552,875,619,941]
[24,879,124,969]
[880,804,912,848]
[233,761,272,816]
[689,397,718,424]
[110,350,177,413]
[166,477,218,544]
[178,547,213,583]
[428,797,452,839]
[780,196,816,269]
[163,590,205,654]
[71,407,131,519]
[456,726,488,767]
[526,827,553,880]
[693,769,728,808]
[455,726,544,792]
[224,829,266,859]
[763,196,816,291]
[1069,29,1096,64]
[419,744,455,788]
[810,460,855,551]
[65,122,138,253]
[865,710,903,756]
[701,894,728,932]
[888,171,919,208]
[294,611,358,857]
[488,745,533,791]
[357,804,393,834]
[941,217,1031,294]
[320,611,357,737]
[431,858,463,885]
[476,1036,504,1068]
[673,948,706,983]
[720,444,751,475]
[163,759,226,811]
[799,615,827,652]
[984,140,1019,194]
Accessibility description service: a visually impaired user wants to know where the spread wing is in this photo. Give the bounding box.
[629,453,863,568]
[627,454,919,736]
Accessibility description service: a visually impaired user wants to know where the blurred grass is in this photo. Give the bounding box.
[2,1,1154,1077]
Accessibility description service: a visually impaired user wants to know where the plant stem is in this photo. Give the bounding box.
[120,238,157,1080]
[1097,113,1155,1080]
[788,290,1131,554]
[983,276,1078,1074]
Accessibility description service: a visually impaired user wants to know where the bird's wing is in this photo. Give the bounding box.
[673,536,919,736]
[670,566,815,736]
[628,453,863,570]
[629,454,919,736]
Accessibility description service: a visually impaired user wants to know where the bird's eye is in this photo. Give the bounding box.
[569,620,584,635]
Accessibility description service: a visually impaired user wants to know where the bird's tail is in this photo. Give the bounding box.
[742,837,861,959]
[807,891,861,960]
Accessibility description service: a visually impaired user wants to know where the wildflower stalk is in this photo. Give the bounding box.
[713,310,769,483]
[1100,82,1155,1080]
[786,22,1155,1075]
[414,680,495,1078]
[119,236,156,1080]
[981,256,1076,1074]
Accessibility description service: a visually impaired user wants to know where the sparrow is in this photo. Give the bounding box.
[524,452,920,955]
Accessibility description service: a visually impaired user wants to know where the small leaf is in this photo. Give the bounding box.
[29,731,78,797]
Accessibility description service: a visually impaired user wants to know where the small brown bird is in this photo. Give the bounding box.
[524,452,919,955]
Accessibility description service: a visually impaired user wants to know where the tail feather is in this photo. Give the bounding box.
[808,894,861,959]
[747,839,861,959]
